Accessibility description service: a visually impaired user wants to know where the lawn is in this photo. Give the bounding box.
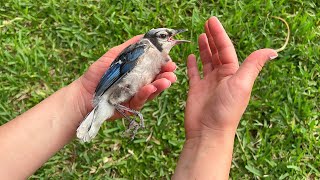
[1,0,319,179]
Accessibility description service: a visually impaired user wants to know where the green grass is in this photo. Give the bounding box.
[1,0,319,179]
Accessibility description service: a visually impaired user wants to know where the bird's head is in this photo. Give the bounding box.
[143,28,190,53]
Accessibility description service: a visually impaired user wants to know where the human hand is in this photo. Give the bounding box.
[73,35,177,120]
[185,17,278,139]
[173,16,278,179]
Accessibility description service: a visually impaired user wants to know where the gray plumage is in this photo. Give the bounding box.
[77,28,189,142]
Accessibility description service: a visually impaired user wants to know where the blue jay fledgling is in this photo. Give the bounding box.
[76,28,189,142]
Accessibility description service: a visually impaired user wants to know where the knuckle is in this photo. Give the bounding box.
[255,60,264,72]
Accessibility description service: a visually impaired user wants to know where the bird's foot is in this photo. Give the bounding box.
[115,104,145,140]
[125,120,141,140]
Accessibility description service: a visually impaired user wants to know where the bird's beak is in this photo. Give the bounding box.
[172,29,190,45]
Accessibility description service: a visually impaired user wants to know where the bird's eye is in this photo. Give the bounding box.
[159,34,167,39]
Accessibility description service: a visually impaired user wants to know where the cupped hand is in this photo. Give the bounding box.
[185,17,278,139]
[75,35,177,120]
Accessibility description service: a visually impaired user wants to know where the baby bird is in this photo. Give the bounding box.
[76,28,189,142]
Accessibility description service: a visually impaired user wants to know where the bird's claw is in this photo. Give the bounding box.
[124,120,141,140]
[115,104,145,139]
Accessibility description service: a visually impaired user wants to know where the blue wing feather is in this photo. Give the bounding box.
[94,42,147,98]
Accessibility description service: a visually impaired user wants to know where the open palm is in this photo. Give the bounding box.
[185,17,278,139]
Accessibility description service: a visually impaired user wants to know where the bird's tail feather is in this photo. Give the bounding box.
[76,101,114,142]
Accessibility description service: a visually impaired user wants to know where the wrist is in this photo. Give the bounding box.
[186,124,237,142]
[184,128,236,152]
[173,129,235,180]
[64,77,94,122]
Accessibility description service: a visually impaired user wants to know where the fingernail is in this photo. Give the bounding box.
[167,80,172,87]
[269,52,278,60]
[152,86,157,93]
[269,55,278,60]
[174,75,177,82]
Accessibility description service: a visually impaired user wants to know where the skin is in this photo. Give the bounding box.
[172,17,277,179]
[0,16,278,179]
[0,35,177,179]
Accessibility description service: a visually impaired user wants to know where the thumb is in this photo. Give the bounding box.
[94,34,144,71]
[108,35,144,56]
[82,35,144,94]
[233,48,278,89]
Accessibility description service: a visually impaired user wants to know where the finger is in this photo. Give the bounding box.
[129,84,157,110]
[187,54,200,86]
[233,48,278,89]
[155,72,177,83]
[147,78,172,100]
[207,17,238,66]
[198,33,213,76]
[92,35,143,73]
[205,21,221,67]
[161,61,177,73]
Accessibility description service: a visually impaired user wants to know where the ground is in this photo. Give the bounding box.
[0,0,319,179]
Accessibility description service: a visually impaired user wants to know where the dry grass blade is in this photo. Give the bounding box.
[271,16,290,53]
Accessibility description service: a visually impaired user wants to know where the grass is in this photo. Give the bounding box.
[1,0,319,179]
